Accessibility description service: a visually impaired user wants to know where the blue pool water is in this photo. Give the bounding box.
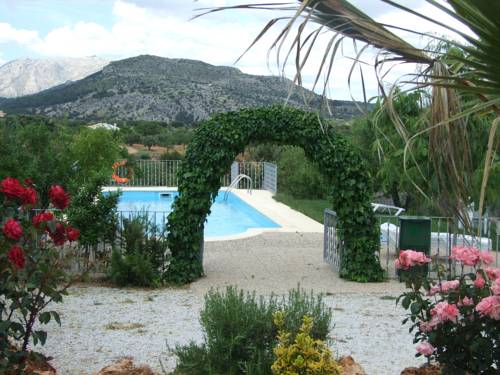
[116,190,280,238]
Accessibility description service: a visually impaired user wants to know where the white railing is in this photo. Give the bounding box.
[109,160,278,194]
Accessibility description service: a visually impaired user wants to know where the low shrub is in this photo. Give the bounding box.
[108,215,169,287]
[396,247,500,374]
[172,286,332,375]
[108,249,158,287]
[272,312,342,375]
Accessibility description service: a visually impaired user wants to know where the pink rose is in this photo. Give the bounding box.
[416,341,435,356]
[395,250,431,270]
[458,296,474,307]
[450,246,481,266]
[475,296,500,320]
[485,268,500,281]
[431,302,459,322]
[479,251,494,265]
[492,279,500,296]
[474,273,486,288]
[428,280,459,296]
[419,317,440,332]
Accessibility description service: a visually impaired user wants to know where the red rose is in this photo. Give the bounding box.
[49,222,66,246]
[7,245,25,269]
[48,185,69,209]
[0,177,25,199]
[22,187,37,207]
[24,178,34,187]
[66,226,80,242]
[32,211,55,229]
[2,218,23,241]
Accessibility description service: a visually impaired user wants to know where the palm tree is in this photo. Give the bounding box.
[197,0,499,231]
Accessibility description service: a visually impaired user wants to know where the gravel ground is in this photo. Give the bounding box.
[38,232,424,374]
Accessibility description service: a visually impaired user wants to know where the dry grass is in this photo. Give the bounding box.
[104,322,145,331]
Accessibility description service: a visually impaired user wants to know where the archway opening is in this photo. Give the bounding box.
[166,106,384,284]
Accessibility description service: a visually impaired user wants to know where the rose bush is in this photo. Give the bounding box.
[0,177,79,373]
[396,247,500,374]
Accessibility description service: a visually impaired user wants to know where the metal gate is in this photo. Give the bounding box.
[323,209,343,271]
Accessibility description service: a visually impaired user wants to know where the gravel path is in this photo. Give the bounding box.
[38,232,424,374]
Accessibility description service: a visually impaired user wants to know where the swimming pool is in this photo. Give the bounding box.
[116,190,280,238]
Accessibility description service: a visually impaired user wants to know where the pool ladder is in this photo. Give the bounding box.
[224,174,253,201]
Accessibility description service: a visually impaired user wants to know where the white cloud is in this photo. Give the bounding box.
[2,0,475,100]
[0,22,40,44]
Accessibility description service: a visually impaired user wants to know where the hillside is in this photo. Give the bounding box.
[0,55,369,123]
[0,56,109,98]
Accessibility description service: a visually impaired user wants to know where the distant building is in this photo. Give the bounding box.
[0,110,5,118]
[87,122,120,131]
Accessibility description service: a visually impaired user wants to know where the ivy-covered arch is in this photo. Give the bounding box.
[166,106,384,284]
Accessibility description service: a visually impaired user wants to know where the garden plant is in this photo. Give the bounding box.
[396,247,500,374]
[172,286,333,375]
[0,177,80,372]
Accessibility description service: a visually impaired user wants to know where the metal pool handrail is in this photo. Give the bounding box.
[224,174,252,201]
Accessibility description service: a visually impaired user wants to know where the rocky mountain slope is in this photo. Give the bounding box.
[0,55,369,123]
[0,56,109,98]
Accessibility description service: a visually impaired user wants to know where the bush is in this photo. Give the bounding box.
[277,147,330,199]
[108,249,158,287]
[159,149,184,160]
[136,151,151,160]
[0,178,79,371]
[172,286,332,375]
[272,313,342,375]
[108,215,169,287]
[396,247,500,374]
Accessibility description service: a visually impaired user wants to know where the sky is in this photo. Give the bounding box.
[0,0,469,100]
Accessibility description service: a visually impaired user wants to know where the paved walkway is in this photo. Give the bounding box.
[192,232,406,296]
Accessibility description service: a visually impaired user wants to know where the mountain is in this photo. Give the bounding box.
[0,55,369,123]
[0,56,109,98]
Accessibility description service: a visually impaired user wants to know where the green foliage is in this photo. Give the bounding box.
[108,249,158,288]
[272,313,342,375]
[159,149,185,161]
[66,177,120,247]
[173,286,332,375]
[349,90,500,215]
[166,106,383,284]
[0,115,125,208]
[0,117,74,206]
[0,180,75,371]
[277,147,329,199]
[120,119,195,148]
[70,127,123,184]
[108,215,169,287]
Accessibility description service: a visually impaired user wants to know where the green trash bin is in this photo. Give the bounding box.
[398,216,431,280]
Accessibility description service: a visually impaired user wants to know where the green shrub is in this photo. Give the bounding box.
[277,146,330,199]
[108,249,158,287]
[136,151,151,160]
[172,286,332,375]
[159,149,184,160]
[108,215,169,287]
